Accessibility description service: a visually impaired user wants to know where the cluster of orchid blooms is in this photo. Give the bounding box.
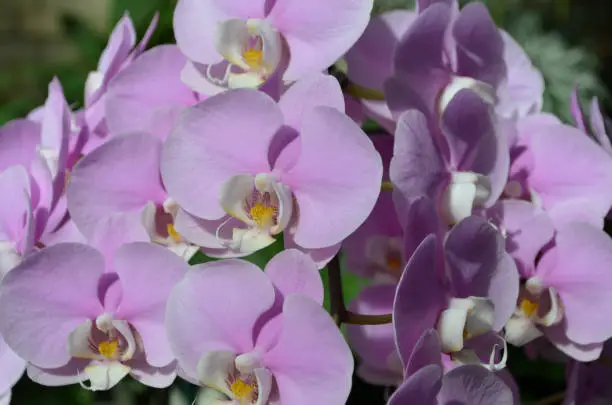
[1,0,612,404]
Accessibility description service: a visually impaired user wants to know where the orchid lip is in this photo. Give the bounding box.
[209,18,283,89]
[216,174,293,254]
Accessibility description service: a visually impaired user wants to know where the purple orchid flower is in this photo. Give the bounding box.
[385,2,505,120]
[83,13,158,153]
[500,216,612,361]
[564,342,612,405]
[165,249,353,405]
[0,231,187,390]
[571,89,612,156]
[344,10,417,132]
[105,45,204,141]
[161,74,382,266]
[495,31,544,120]
[346,284,403,387]
[343,136,403,280]
[173,0,373,92]
[388,330,515,405]
[390,90,509,225]
[0,78,74,272]
[393,216,519,372]
[67,132,198,261]
[506,113,612,228]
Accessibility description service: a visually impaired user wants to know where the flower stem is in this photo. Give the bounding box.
[345,83,386,101]
[328,255,393,326]
[526,392,565,405]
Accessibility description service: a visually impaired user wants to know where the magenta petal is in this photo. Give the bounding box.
[68,133,166,238]
[393,235,446,365]
[538,223,612,345]
[438,365,514,404]
[346,284,398,384]
[161,90,283,220]
[268,0,373,81]
[0,244,104,368]
[590,97,612,153]
[264,249,323,305]
[0,119,40,172]
[263,294,353,405]
[403,195,440,259]
[283,107,382,249]
[387,364,441,405]
[444,216,519,330]
[26,360,89,387]
[278,73,345,131]
[166,259,275,378]
[114,243,188,367]
[105,45,196,140]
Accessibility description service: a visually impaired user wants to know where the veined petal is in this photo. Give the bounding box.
[166,260,275,379]
[0,244,104,369]
[220,174,256,223]
[196,350,235,396]
[267,0,373,81]
[283,106,382,249]
[161,90,283,220]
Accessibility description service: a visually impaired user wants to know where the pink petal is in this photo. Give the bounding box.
[264,249,323,305]
[278,73,345,131]
[0,244,104,368]
[161,90,283,220]
[529,123,612,220]
[0,119,40,172]
[496,30,544,119]
[268,0,373,81]
[263,294,353,405]
[105,45,197,140]
[283,107,382,248]
[0,337,25,394]
[173,0,269,65]
[165,259,275,378]
[0,166,31,247]
[68,132,166,238]
[114,243,189,367]
[538,223,612,345]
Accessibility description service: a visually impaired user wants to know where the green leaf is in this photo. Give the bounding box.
[188,237,285,269]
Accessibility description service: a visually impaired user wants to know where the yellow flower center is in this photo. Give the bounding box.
[520,298,539,318]
[243,49,263,70]
[230,378,256,403]
[98,340,119,359]
[166,223,183,243]
[250,203,276,228]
